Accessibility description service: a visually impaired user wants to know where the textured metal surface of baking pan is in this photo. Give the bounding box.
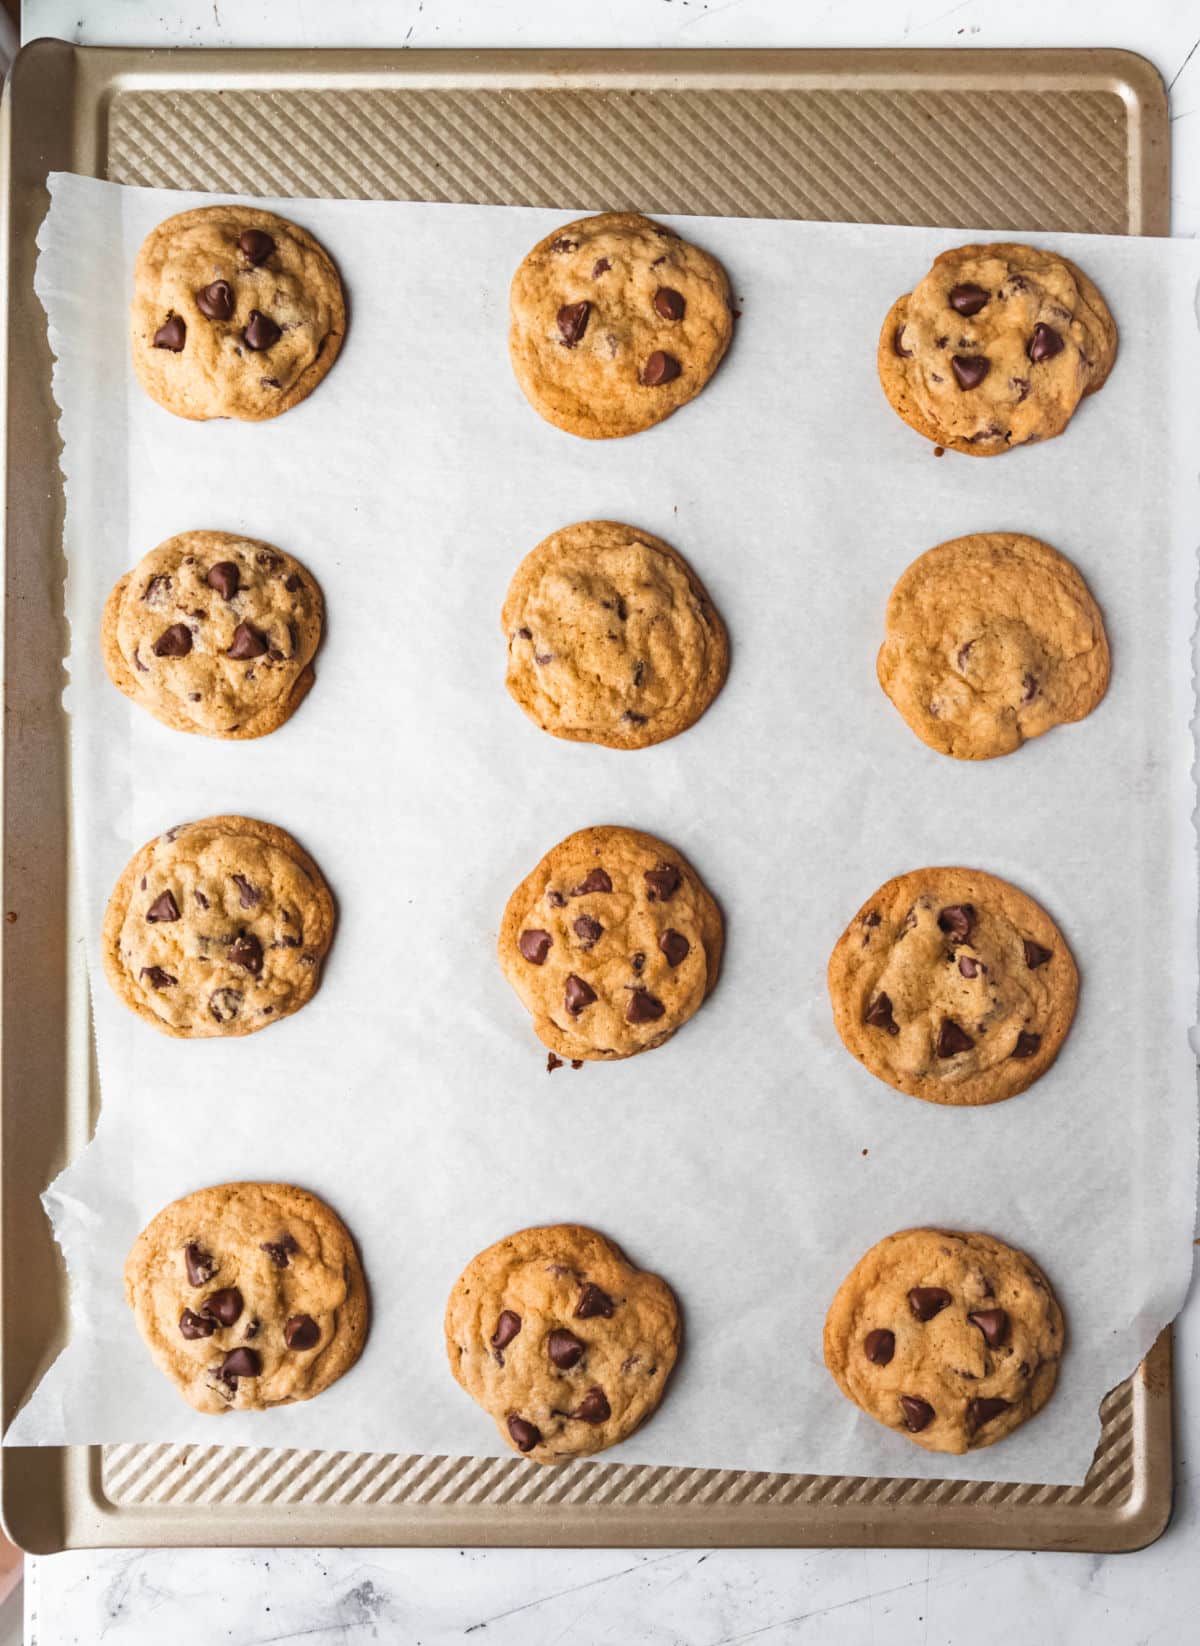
[0,40,1172,1552]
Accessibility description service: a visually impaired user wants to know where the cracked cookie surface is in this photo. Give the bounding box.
[131,205,345,421]
[824,1227,1063,1454]
[499,824,723,1061]
[877,532,1110,760]
[509,212,733,439]
[878,242,1116,455]
[102,531,324,739]
[502,520,728,749]
[827,866,1077,1106]
[445,1223,680,1464]
[125,1180,367,1414]
[103,815,335,1038]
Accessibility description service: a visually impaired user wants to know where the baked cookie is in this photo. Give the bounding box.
[125,1181,368,1414]
[131,205,345,421]
[878,243,1116,455]
[102,531,324,739]
[824,1227,1064,1454]
[445,1223,680,1464]
[102,815,335,1038]
[499,825,723,1061]
[509,212,733,439]
[827,867,1077,1106]
[502,520,729,749]
[877,532,1110,760]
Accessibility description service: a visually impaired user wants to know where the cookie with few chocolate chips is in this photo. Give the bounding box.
[878,242,1116,455]
[502,520,729,749]
[445,1223,681,1464]
[102,815,335,1038]
[827,867,1077,1106]
[824,1227,1064,1454]
[499,825,723,1061]
[509,212,734,439]
[125,1181,367,1414]
[102,531,323,739]
[877,532,1110,760]
[131,205,345,421]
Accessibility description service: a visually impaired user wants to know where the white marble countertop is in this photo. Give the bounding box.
[19,1,1200,1640]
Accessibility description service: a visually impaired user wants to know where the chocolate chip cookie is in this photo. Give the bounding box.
[102,531,324,739]
[502,520,729,749]
[131,206,345,421]
[877,532,1110,760]
[879,243,1116,455]
[125,1181,368,1414]
[499,825,723,1061]
[445,1223,680,1464]
[827,867,1077,1106]
[824,1227,1064,1454]
[102,815,335,1038]
[509,212,734,439]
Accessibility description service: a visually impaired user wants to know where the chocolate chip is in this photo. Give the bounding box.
[284,1314,321,1350]
[1023,940,1052,969]
[153,624,193,658]
[548,236,578,253]
[641,350,680,386]
[547,1328,584,1369]
[143,573,172,605]
[516,626,532,641]
[184,1243,216,1286]
[285,574,302,593]
[209,988,242,1023]
[491,1310,522,1359]
[632,660,646,687]
[232,874,261,909]
[659,929,689,967]
[908,1287,952,1321]
[621,710,647,725]
[898,1397,935,1435]
[592,257,611,276]
[139,965,177,989]
[630,952,645,973]
[547,890,566,908]
[153,315,186,351]
[243,310,281,351]
[1012,376,1031,402]
[573,915,603,950]
[546,1052,563,1073]
[228,933,263,975]
[1021,672,1039,703]
[967,1396,1010,1432]
[937,904,975,943]
[196,279,235,321]
[238,228,275,265]
[653,286,685,321]
[968,1308,1009,1347]
[557,301,591,347]
[261,1233,298,1268]
[507,1414,541,1452]
[206,561,240,599]
[227,622,268,660]
[936,1019,974,1057]
[958,955,983,979]
[864,992,899,1036]
[1012,1031,1042,1059]
[133,650,149,672]
[864,1328,895,1365]
[573,1388,611,1424]
[626,988,665,1024]
[570,869,612,896]
[218,1346,261,1383]
[644,864,680,902]
[518,929,552,965]
[146,890,180,923]
[951,354,989,390]
[575,1283,614,1319]
[1028,323,1063,363]
[948,283,989,316]
[201,1287,244,1327]
[564,974,597,1015]
[893,325,913,358]
[179,1309,216,1339]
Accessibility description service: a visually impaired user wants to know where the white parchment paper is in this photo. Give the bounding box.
[11,174,1200,1484]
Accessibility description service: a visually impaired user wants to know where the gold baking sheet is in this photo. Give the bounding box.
[0,39,1172,1553]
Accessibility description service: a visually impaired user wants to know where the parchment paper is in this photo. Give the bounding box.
[11,174,1200,1484]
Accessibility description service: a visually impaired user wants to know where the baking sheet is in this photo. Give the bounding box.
[10,173,1198,1484]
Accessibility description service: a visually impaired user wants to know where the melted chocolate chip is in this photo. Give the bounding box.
[570,869,612,896]
[936,1019,974,1057]
[967,1308,1009,1347]
[206,561,240,599]
[139,965,177,990]
[1023,940,1052,969]
[592,257,611,276]
[184,1242,215,1286]
[864,992,899,1036]
[491,1310,522,1359]
[232,874,261,909]
[143,573,172,605]
[864,1328,895,1365]
[507,1414,541,1452]
[146,890,180,923]
[548,237,578,254]
[631,952,645,973]
[893,325,913,358]
[179,1309,216,1340]
[196,279,235,321]
[644,864,680,902]
[547,1328,585,1369]
[227,622,268,660]
[653,286,685,321]
[209,988,243,1023]
[518,929,552,965]
[967,1396,1010,1432]
[218,1346,261,1383]
[573,915,603,950]
[575,1283,614,1319]
[243,310,281,351]
[153,623,193,658]
[239,228,276,264]
[1012,1031,1042,1059]
[659,929,689,967]
[285,1314,321,1350]
[201,1287,244,1327]
[1028,323,1063,363]
[641,350,680,386]
[285,574,302,593]
[557,301,591,347]
[573,1388,611,1424]
[958,955,983,979]
[261,1233,298,1268]
[951,354,990,390]
[564,974,597,1015]
[153,315,186,351]
[948,283,989,316]
[899,1395,935,1432]
[908,1286,952,1321]
[626,989,665,1024]
[937,904,975,943]
[228,933,263,976]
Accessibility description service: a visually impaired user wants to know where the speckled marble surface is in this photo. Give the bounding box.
[17,1,1200,1641]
